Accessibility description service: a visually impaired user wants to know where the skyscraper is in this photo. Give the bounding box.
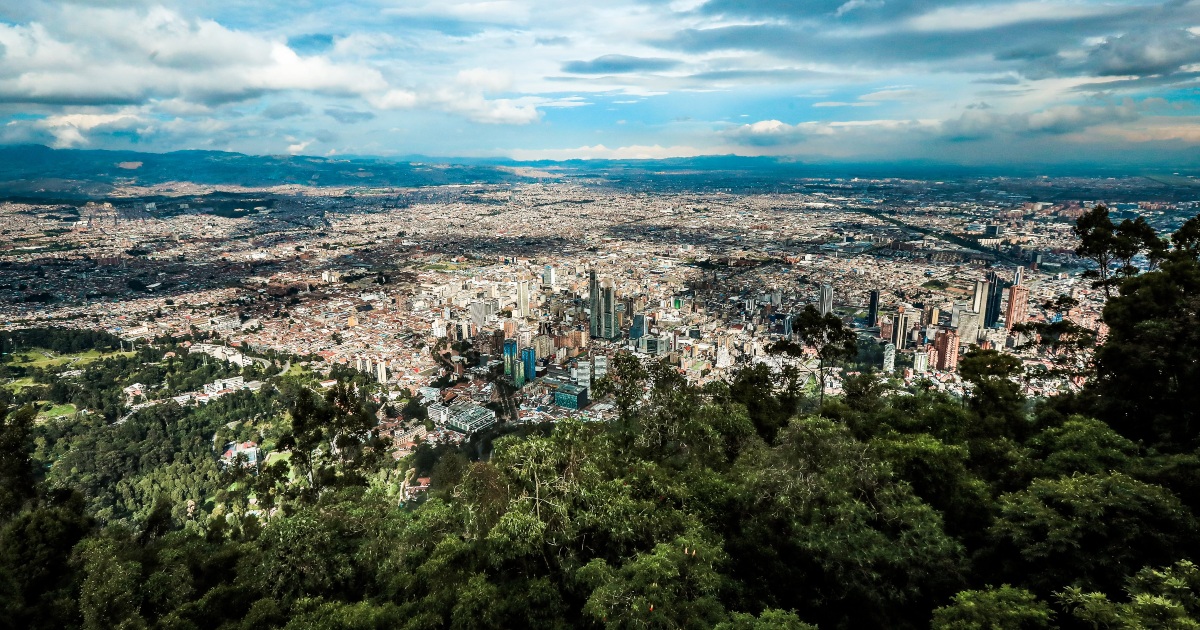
[782,313,794,339]
[958,309,981,346]
[867,289,880,327]
[819,284,834,316]
[520,346,537,387]
[984,270,1004,328]
[630,313,647,340]
[883,343,896,372]
[1005,284,1030,331]
[516,279,531,318]
[891,307,908,348]
[934,330,960,371]
[972,280,989,318]
[588,270,600,338]
[503,339,517,377]
[597,279,619,339]
[543,265,556,288]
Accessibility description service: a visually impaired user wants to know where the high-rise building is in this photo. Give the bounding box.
[890,307,909,348]
[819,284,834,316]
[1014,265,1024,287]
[985,270,1004,328]
[913,350,929,374]
[782,313,794,339]
[520,347,537,387]
[867,289,880,327]
[922,305,941,328]
[516,280,531,318]
[934,330,960,371]
[597,279,619,339]
[1005,284,1030,331]
[958,309,981,346]
[883,343,896,372]
[630,313,647,340]
[588,270,600,338]
[972,280,989,318]
[503,339,517,377]
[543,265,556,288]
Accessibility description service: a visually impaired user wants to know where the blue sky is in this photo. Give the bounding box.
[0,0,1198,164]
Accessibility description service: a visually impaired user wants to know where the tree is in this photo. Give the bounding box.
[932,585,1052,630]
[0,404,37,518]
[770,304,857,406]
[1058,560,1200,629]
[1090,249,1200,451]
[989,472,1196,594]
[1075,205,1119,296]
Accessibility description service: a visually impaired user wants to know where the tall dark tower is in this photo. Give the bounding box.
[868,289,880,327]
[588,269,600,338]
[984,270,1004,329]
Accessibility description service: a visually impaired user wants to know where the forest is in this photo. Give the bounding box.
[1,206,1199,629]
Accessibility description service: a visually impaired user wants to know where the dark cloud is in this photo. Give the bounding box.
[261,101,310,119]
[1085,29,1200,76]
[324,107,375,123]
[535,36,570,46]
[940,103,1138,140]
[563,54,682,74]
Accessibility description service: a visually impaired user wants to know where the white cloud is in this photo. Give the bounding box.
[508,143,709,160]
[905,2,1113,33]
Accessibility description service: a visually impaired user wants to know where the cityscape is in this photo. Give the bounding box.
[3,0,1200,627]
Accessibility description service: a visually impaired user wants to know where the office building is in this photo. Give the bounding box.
[958,309,981,346]
[971,280,988,317]
[868,289,880,327]
[503,339,517,377]
[596,279,619,339]
[588,269,600,338]
[913,350,929,374]
[985,270,1004,328]
[630,313,647,340]
[554,383,589,410]
[818,283,834,316]
[891,307,909,348]
[516,280,531,318]
[542,265,556,288]
[883,343,896,372]
[520,347,537,386]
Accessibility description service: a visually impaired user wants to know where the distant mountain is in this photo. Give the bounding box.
[0,144,1194,199]
[0,145,539,198]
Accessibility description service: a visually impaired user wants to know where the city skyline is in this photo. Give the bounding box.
[0,1,1198,166]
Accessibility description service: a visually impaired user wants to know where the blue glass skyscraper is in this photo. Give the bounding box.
[503,339,517,377]
[520,346,537,387]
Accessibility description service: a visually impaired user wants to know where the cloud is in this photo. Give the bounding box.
[35,111,147,148]
[1083,29,1200,77]
[508,143,709,160]
[563,55,682,74]
[324,108,375,123]
[940,103,1139,140]
[813,101,878,108]
[0,6,388,106]
[261,102,311,119]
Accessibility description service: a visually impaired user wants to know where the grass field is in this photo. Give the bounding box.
[37,402,77,422]
[9,348,134,369]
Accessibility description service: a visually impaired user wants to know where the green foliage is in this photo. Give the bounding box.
[932,585,1052,629]
[990,473,1196,594]
[0,318,1198,629]
[1059,560,1200,629]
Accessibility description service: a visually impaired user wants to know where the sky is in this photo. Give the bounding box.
[0,0,1198,165]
